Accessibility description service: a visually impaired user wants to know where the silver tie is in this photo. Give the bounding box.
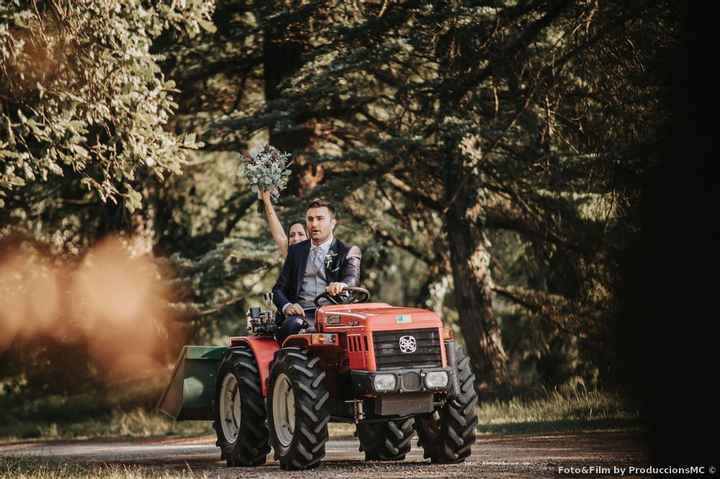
[310,246,324,271]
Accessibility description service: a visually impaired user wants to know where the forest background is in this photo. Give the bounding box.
[1,0,714,465]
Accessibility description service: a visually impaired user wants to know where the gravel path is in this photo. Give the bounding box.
[0,429,648,478]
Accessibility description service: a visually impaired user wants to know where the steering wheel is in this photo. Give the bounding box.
[313,286,370,308]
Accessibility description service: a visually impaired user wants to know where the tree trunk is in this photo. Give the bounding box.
[434,16,508,393]
[445,194,508,395]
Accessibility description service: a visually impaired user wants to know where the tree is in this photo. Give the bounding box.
[223,0,678,393]
[0,0,215,395]
[0,0,680,400]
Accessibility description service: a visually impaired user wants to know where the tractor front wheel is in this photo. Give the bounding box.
[414,345,478,463]
[358,417,414,461]
[267,348,330,470]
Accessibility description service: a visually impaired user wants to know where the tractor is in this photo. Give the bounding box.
[158,287,478,470]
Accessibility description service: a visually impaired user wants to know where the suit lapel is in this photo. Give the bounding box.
[324,238,339,281]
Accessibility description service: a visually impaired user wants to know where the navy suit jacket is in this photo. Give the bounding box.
[272,238,361,317]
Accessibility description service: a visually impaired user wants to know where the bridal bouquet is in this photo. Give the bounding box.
[242,144,292,200]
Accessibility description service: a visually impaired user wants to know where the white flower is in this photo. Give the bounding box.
[324,252,339,271]
[241,144,292,199]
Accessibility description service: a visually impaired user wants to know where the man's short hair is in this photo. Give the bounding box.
[306,199,336,217]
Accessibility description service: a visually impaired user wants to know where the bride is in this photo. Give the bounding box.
[259,190,307,258]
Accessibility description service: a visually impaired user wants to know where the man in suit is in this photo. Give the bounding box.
[272,199,361,344]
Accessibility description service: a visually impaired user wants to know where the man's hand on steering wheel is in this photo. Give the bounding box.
[313,285,370,308]
[326,282,347,296]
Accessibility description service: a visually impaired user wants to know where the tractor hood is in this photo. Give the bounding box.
[317,303,443,330]
[316,303,449,372]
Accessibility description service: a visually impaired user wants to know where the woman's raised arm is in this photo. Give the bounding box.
[260,190,288,258]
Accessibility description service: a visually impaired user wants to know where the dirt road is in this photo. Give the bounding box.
[0,429,648,478]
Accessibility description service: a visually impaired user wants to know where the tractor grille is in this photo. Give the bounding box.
[372,328,442,370]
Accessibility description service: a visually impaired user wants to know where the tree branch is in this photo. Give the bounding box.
[492,284,584,337]
[383,173,442,211]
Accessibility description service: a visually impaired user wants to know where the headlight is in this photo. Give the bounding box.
[373,374,397,392]
[424,371,449,389]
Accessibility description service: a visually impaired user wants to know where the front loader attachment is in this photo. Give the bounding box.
[157,345,227,420]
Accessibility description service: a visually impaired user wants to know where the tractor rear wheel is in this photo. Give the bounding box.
[414,346,478,463]
[267,348,330,470]
[213,346,270,466]
[358,417,414,461]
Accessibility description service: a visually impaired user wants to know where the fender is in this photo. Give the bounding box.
[230,336,279,396]
[282,332,340,349]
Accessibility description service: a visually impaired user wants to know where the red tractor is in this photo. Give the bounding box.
[159,287,478,470]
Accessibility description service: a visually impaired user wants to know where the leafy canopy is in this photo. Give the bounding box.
[0,0,215,211]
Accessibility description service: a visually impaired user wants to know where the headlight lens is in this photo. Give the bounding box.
[373,374,397,392]
[424,371,449,389]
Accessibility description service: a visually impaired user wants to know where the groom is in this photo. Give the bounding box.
[272,199,362,344]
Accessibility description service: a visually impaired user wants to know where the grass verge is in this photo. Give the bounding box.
[476,389,642,435]
[0,374,215,441]
[0,407,212,442]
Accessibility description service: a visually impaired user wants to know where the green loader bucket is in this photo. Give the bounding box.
[157,345,228,421]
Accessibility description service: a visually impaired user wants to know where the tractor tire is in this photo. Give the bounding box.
[213,346,270,467]
[357,417,414,461]
[414,346,478,463]
[267,348,330,470]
